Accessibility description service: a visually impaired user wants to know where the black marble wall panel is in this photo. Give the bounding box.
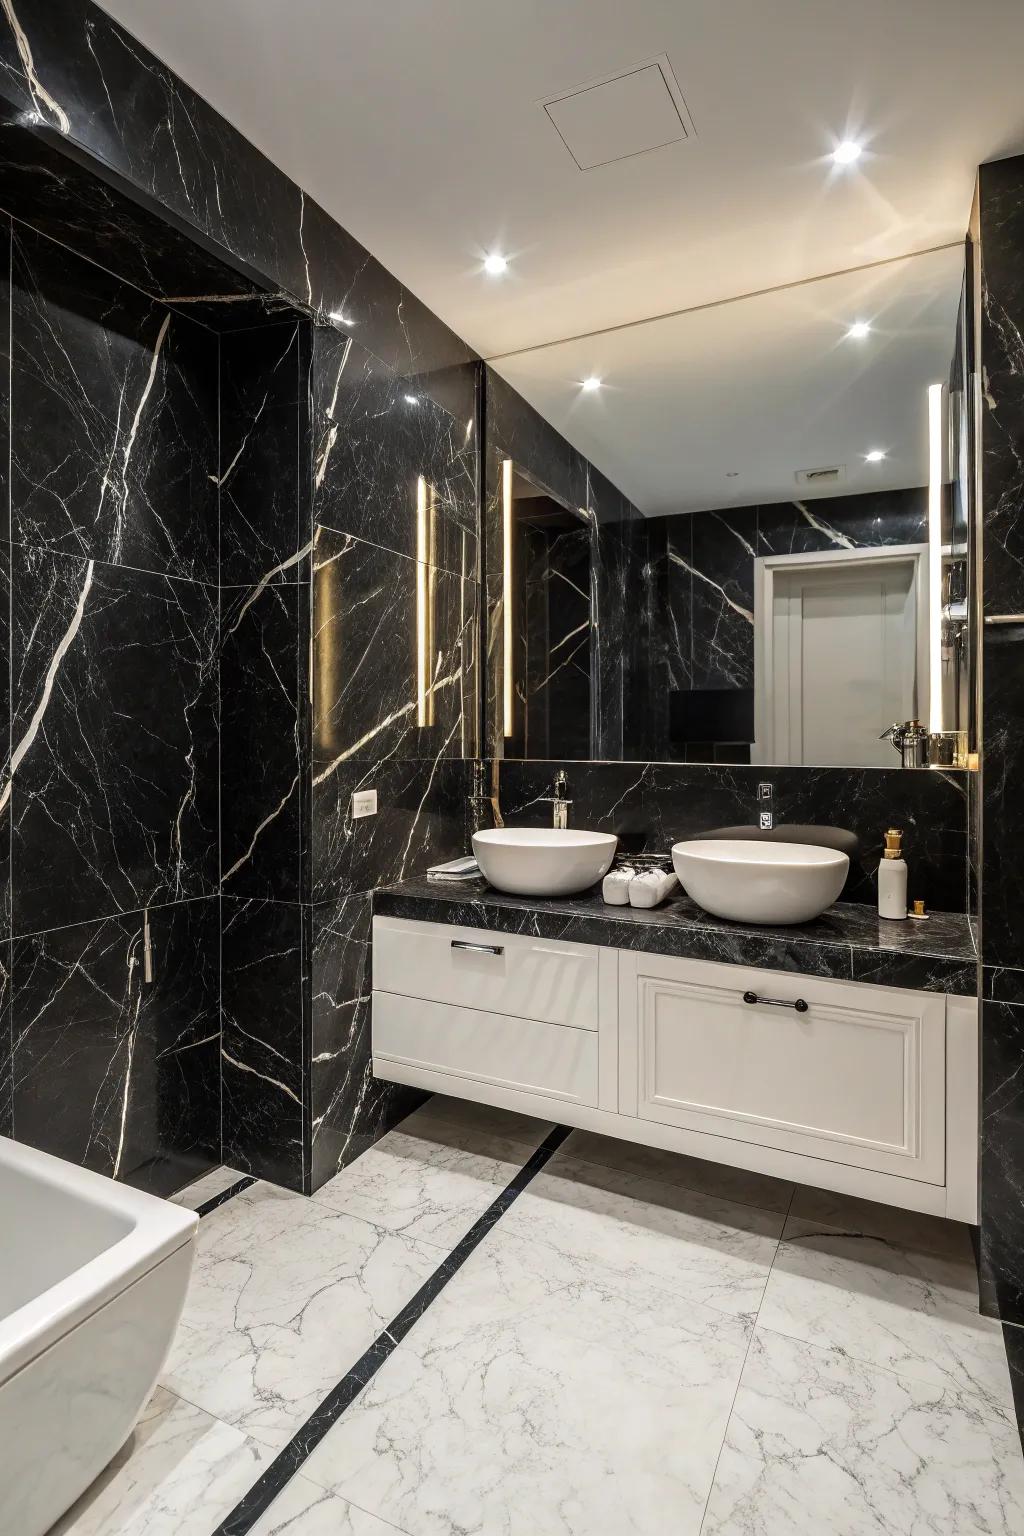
[10,223,219,577]
[310,893,425,1189]
[313,328,477,577]
[10,897,219,1195]
[978,160,1024,620]
[497,758,967,913]
[976,155,1024,1325]
[688,506,758,692]
[10,545,219,934]
[0,209,222,1193]
[221,895,309,1192]
[219,320,308,587]
[981,1000,1024,1321]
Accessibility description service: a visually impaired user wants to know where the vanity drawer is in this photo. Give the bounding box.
[372,992,599,1106]
[373,916,599,1031]
[620,953,945,1183]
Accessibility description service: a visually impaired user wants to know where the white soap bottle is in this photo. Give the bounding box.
[877,828,908,920]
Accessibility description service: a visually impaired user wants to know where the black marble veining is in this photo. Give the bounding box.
[221,896,310,1193]
[10,532,219,937]
[497,758,968,914]
[373,876,976,995]
[977,154,1024,1326]
[10,222,219,578]
[11,897,219,1195]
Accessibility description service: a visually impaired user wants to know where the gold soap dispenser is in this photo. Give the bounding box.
[878,828,908,920]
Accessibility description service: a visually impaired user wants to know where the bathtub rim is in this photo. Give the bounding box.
[1,1135,198,1389]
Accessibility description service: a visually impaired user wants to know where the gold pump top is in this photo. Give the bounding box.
[883,828,904,860]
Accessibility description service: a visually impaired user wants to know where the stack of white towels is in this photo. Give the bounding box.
[602,863,679,909]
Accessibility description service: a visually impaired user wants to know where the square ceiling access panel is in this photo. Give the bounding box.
[543,58,696,171]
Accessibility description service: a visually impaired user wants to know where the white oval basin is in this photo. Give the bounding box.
[672,838,849,925]
[473,827,618,897]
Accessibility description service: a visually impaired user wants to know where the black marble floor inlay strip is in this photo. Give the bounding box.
[211,1123,572,1536]
[195,1176,257,1218]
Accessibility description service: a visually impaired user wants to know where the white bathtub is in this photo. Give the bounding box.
[0,1136,199,1536]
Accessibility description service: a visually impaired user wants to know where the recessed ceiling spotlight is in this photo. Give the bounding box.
[865,448,886,462]
[832,139,863,166]
[581,376,603,392]
[846,320,871,339]
[483,252,509,276]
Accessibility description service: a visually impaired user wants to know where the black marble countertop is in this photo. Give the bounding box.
[373,877,978,996]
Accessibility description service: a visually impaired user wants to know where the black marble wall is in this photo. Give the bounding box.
[1,213,221,1195]
[309,326,478,1191]
[0,0,479,1195]
[498,758,968,914]
[637,488,928,762]
[976,154,1024,1324]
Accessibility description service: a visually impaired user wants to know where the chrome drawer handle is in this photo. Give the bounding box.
[743,990,808,1013]
[451,940,504,956]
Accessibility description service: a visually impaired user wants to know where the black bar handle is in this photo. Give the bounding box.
[743,989,809,1013]
[451,940,504,956]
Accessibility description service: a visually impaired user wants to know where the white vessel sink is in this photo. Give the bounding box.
[672,838,849,925]
[473,827,618,897]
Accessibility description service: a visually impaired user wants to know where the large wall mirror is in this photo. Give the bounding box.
[484,244,973,769]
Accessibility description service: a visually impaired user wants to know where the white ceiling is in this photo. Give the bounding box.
[496,246,965,515]
[96,0,1024,361]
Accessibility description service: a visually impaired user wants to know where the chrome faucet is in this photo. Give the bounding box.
[541,770,572,830]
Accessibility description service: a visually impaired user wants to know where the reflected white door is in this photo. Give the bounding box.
[770,558,919,766]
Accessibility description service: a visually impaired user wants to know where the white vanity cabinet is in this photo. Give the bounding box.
[372,915,978,1222]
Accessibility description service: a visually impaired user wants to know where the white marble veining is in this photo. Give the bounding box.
[249,1474,406,1535]
[311,1120,534,1249]
[52,1387,269,1536]
[759,1216,1015,1423]
[496,1151,784,1317]
[163,1181,442,1448]
[54,1115,1020,1535]
[703,1326,1024,1535]
[560,1128,796,1214]
[302,1227,751,1535]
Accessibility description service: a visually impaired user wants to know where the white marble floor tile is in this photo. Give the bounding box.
[168,1164,248,1211]
[401,1092,553,1150]
[496,1152,783,1318]
[303,1228,751,1535]
[702,1326,1024,1535]
[52,1387,268,1536]
[249,1474,406,1535]
[758,1216,1015,1423]
[560,1129,795,1214]
[311,1120,532,1249]
[789,1185,975,1260]
[164,1184,443,1449]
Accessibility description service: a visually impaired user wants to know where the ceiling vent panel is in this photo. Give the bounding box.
[542,57,695,171]
[795,465,846,486]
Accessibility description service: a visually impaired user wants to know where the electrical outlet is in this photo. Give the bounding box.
[759,811,773,830]
[757,782,773,801]
[351,789,378,819]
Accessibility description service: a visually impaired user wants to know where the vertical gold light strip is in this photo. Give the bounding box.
[502,457,514,737]
[416,473,429,728]
[927,382,945,733]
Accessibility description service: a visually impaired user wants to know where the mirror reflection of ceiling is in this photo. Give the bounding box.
[492,246,965,516]
[97,0,1024,358]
